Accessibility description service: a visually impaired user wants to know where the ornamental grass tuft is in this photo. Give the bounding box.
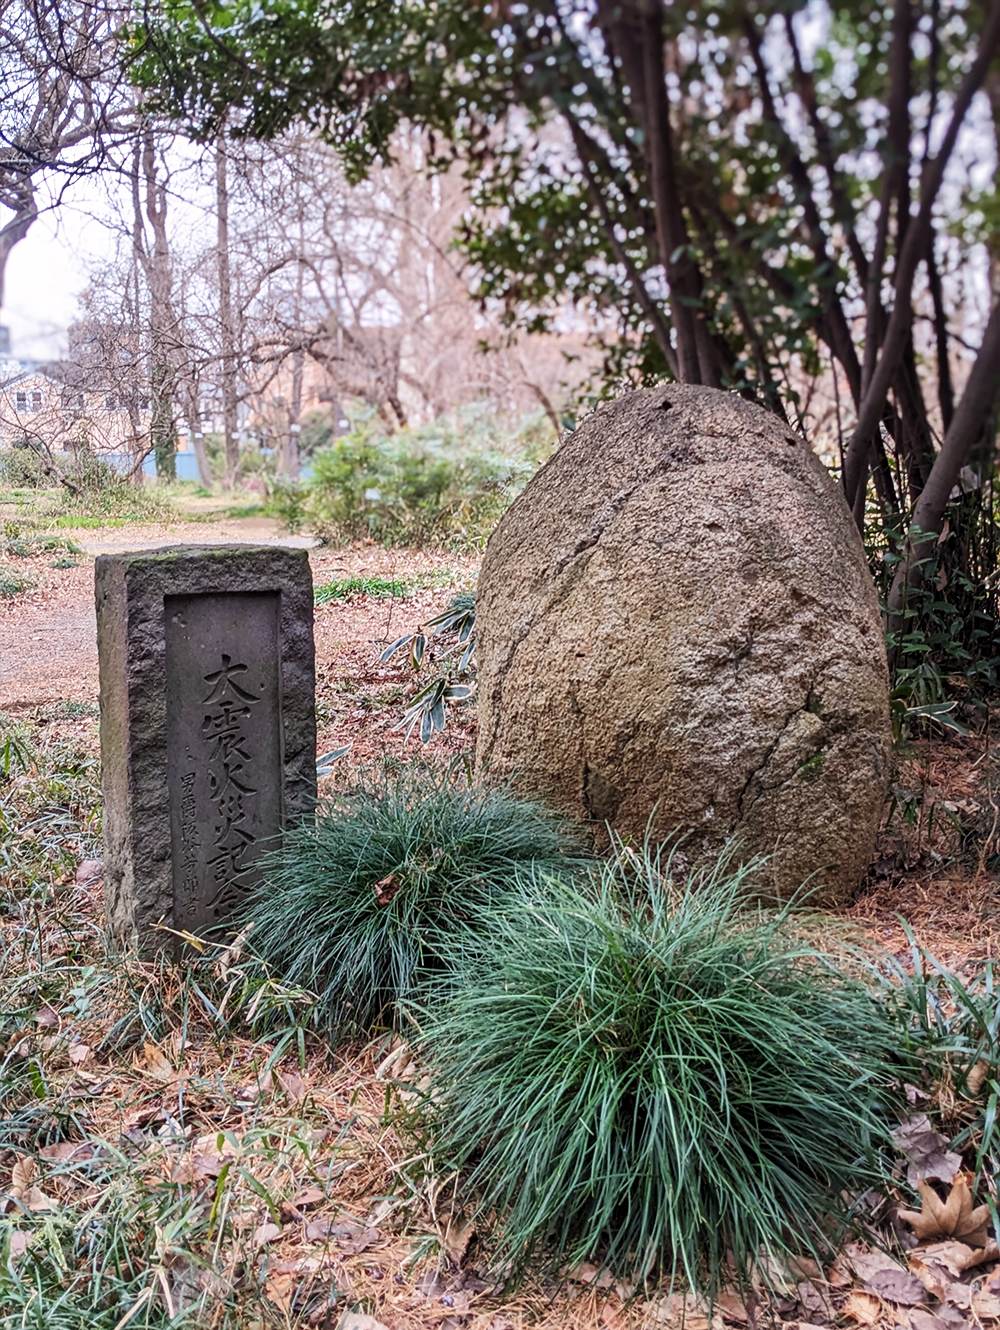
[244,766,585,1036]
[414,842,896,1293]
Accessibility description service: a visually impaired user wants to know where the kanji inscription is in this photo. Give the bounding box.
[165,592,283,935]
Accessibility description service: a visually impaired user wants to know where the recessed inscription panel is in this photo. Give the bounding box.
[165,591,283,936]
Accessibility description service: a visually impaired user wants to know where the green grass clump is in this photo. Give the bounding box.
[414,843,896,1293]
[314,574,410,603]
[0,567,33,598]
[245,767,585,1035]
[1,522,82,558]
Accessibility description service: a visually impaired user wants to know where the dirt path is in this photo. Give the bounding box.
[0,519,312,710]
[0,516,479,765]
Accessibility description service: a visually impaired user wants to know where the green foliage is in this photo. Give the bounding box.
[125,0,981,404]
[243,766,585,1036]
[0,719,102,909]
[0,447,53,489]
[314,574,410,603]
[879,930,1000,1186]
[0,567,33,598]
[307,413,544,549]
[382,591,478,740]
[266,474,308,533]
[1,522,82,559]
[413,842,895,1292]
[867,482,1000,741]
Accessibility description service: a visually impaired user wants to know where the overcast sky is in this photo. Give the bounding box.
[4,207,95,361]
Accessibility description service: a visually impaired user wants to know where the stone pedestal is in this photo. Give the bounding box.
[96,545,316,952]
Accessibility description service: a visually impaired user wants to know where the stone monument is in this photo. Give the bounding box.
[475,384,892,905]
[96,545,316,952]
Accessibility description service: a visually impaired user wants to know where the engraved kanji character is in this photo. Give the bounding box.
[202,654,259,705]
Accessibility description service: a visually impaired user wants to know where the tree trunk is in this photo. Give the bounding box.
[140,126,177,482]
[216,136,241,488]
[843,0,1000,520]
[286,344,303,478]
[595,0,719,385]
[886,298,1000,632]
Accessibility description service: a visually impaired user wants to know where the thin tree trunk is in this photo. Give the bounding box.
[140,126,176,482]
[596,0,718,385]
[843,0,1000,519]
[216,136,240,488]
[887,298,1000,631]
[287,344,303,478]
[185,396,212,488]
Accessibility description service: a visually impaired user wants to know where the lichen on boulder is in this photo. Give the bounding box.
[474,384,892,904]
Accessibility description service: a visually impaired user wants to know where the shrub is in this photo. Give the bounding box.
[243,767,585,1036]
[413,843,896,1292]
[307,408,552,548]
[867,476,1000,740]
[0,445,52,489]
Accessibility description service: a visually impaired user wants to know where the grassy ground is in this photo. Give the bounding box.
[3,507,1000,1329]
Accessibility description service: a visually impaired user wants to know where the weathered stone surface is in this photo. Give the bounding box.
[475,384,892,903]
[96,545,316,951]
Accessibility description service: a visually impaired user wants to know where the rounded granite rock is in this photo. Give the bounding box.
[474,383,892,903]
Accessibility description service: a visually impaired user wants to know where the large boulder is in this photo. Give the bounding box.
[475,384,892,903]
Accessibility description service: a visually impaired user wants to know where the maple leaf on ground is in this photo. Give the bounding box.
[899,1178,992,1249]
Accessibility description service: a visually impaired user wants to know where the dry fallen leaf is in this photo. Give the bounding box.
[142,1041,175,1082]
[798,1279,835,1318]
[275,1068,308,1102]
[281,1185,324,1216]
[965,1061,992,1097]
[944,1282,972,1311]
[715,1290,750,1325]
[893,1116,964,1188]
[566,1261,615,1289]
[846,1244,914,1285]
[33,1006,58,1029]
[340,1226,382,1255]
[972,1288,1000,1321]
[68,1043,90,1066]
[828,1258,854,1288]
[8,1157,54,1212]
[865,1267,928,1307]
[842,1291,884,1326]
[38,1142,96,1164]
[251,1221,282,1249]
[338,1315,390,1330]
[899,1178,992,1249]
[171,1153,228,1184]
[906,1305,969,1330]
[915,1240,998,1275]
[373,872,400,906]
[441,1215,475,1267]
[909,1258,951,1301]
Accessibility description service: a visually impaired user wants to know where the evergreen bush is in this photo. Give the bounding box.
[306,407,553,548]
[244,767,585,1035]
[414,843,896,1292]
